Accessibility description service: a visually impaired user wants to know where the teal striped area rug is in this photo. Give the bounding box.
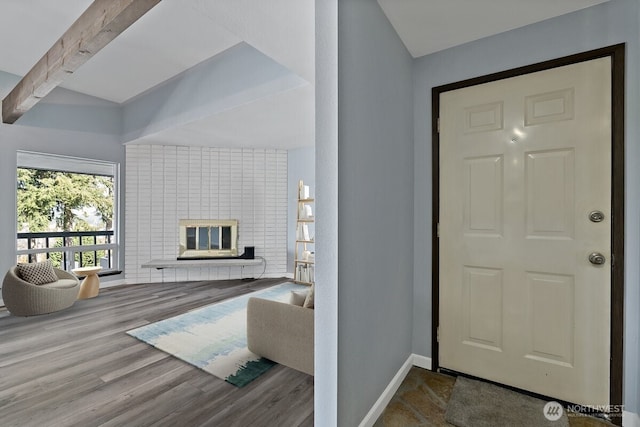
[127,282,307,387]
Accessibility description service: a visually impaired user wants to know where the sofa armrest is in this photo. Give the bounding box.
[247,297,314,376]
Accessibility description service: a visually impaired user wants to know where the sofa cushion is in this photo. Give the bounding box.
[16,260,58,285]
[303,283,315,309]
[290,290,308,306]
[41,279,78,289]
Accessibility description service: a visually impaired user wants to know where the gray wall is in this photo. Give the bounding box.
[288,146,316,274]
[412,0,640,413]
[1,70,121,136]
[336,0,415,424]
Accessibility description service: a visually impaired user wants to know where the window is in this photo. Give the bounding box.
[16,151,120,272]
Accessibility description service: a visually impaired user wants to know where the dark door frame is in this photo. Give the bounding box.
[431,44,625,422]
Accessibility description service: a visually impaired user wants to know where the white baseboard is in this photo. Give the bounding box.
[412,354,432,370]
[100,279,127,289]
[624,410,640,427]
[358,354,415,427]
[358,354,433,427]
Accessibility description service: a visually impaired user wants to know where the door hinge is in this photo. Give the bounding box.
[437,117,441,133]
[611,253,615,267]
[437,326,440,343]
[437,223,440,238]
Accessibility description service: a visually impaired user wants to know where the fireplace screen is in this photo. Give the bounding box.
[179,219,238,258]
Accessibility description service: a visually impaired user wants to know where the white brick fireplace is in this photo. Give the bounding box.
[125,145,288,283]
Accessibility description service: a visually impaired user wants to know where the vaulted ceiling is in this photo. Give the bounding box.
[0,0,608,149]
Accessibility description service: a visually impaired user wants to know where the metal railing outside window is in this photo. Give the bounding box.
[17,230,117,272]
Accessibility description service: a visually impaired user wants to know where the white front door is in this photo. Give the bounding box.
[438,57,611,406]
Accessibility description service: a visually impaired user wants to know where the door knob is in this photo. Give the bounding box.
[589,252,606,265]
[589,211,605,222]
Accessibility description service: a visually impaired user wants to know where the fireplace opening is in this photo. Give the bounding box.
[178,219,238,259]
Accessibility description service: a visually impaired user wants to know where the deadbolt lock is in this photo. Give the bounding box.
[589,210,605,223]
[589,252,606,266]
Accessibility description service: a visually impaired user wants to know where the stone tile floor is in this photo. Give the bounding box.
[374,367,616,427]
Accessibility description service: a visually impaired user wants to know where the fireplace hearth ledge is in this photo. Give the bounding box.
[141,258,263,270]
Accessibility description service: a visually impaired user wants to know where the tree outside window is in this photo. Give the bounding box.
[16,168,115,268]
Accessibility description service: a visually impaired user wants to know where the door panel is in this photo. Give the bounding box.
[462,266,503,351]
[525,149,575,238]
[439,57,611,406]
[526,272,574,367]
[464,155,503,235]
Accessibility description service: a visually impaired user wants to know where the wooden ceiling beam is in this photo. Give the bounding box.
[2,0,161,124]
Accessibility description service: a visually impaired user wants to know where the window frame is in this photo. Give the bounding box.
[16,150,120,272]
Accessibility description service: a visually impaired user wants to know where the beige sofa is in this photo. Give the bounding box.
[2,266,80,316]
[246,297,314,376]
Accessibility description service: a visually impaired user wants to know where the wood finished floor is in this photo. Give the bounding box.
[0,278,314,427]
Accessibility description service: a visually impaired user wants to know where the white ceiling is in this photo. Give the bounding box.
[66,2,242,103]
[0,0,609,149]
[377,0,610,58]
[0,1,94,78]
